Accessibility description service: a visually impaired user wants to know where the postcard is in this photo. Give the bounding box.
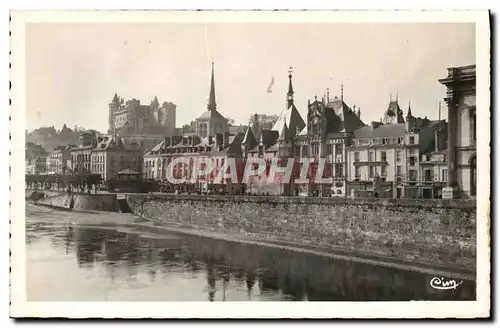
[10,10,490,318]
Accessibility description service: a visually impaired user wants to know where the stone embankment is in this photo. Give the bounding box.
[125,194,477,277]
[26,189,118,212]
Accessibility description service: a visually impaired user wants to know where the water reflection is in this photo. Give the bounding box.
[33,225,475,302]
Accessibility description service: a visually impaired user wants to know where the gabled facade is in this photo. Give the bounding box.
[347,102,447,199]
[91,135,143,182]
[294,90,365,197]
[144,131,245,194]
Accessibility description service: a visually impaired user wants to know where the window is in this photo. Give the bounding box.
[354,152,360,162]
[396,165,402,176]
[396,151,401,161]
[368,152,374,162]
[424,169,432,181]
[326,145,332,155]
[409,169,417,181]
[381,165,387,177]
[442,169,448,183]
[409,157,416,166]
[409,136,415,145]
[381,151,387,161]
[355,166,360,178]
[302,145,308,157]
[369,166,374,178]
[335,163,343,177]
[311,143,320,155]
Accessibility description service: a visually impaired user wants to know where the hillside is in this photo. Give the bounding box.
[26,124,101,152]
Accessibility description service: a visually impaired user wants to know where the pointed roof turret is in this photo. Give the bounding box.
[242,125,258,151]
[278,122,289,141]
[383,99,405,124]
[112,93,119,103]
[207,62,217,111]
[406,99,413,118]
[287,68,294,97]
[151,96,159,108]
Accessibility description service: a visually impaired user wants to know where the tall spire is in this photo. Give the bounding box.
[340,83,344,102]
[407,98,413,118]
[287,66,294,109]
[207,62,217,111]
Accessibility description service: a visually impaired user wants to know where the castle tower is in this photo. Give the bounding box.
[108,93,120,133]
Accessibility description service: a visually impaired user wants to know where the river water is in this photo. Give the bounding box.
[26,205,475,302]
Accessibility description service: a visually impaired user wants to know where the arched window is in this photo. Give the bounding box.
[470,155,476,196]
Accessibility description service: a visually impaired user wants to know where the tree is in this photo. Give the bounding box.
[227,118,236,126]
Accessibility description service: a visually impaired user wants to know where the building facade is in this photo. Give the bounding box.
[69,131,98,174]
[30,156,47,175]
[47,146,71,174]
[295,90,364,197]
[91,135,143,182]
[439,64,476,199]
[347,101,447,198]
[144,132,245,194]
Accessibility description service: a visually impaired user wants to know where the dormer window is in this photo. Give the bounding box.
[258,145,264,157]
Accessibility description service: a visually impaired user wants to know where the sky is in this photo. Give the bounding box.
[25,23,475,132]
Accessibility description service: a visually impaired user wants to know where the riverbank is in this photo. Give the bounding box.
[26,203,475,281]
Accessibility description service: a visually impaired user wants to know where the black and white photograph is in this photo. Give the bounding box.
[9,10,490,318]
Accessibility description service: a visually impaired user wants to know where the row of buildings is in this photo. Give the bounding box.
[26,63,476,199]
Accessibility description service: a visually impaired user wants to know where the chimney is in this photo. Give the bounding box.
[215,133,223,148]
[223,132,230,148]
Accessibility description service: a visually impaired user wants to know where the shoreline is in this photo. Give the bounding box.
[26,203,476,282]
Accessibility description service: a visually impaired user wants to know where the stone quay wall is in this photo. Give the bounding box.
[126,195,477,273]
[31,191,118,212]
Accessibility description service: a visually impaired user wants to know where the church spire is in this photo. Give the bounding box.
[207,62,217,111]
[287,66,294,109]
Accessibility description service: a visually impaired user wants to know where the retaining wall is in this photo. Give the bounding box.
[126,195,477,273]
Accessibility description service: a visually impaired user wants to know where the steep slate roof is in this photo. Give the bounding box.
[95,135,126,150]
[248,130,279,153]
[242,126,258,150]
[353,123,406,139]
[197,108,227,121]
[272,103,306,139]
[325,97,364,133]
[384,100,405,124]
